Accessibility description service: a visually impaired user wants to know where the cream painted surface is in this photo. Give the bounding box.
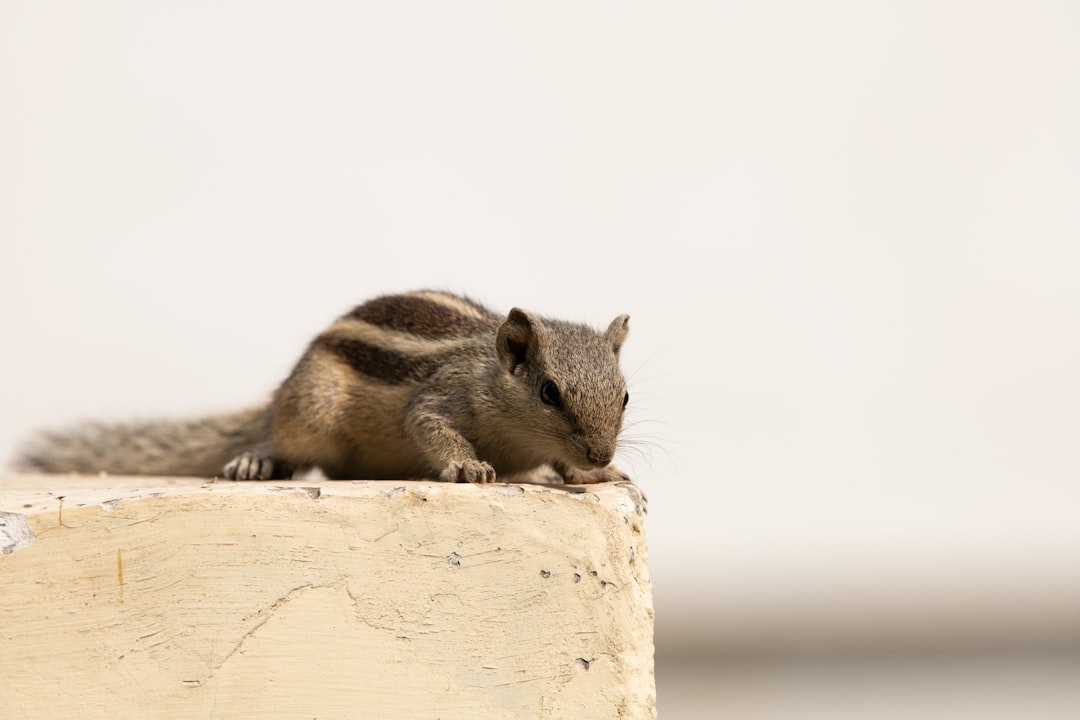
[0,476,654,719]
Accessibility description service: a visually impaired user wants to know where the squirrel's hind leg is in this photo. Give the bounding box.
[223,448,294,481]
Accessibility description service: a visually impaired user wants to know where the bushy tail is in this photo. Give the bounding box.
[12,405,271,478]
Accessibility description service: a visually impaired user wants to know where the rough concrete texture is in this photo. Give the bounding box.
[0,475,654,719]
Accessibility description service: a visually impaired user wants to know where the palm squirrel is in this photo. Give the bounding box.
[15,290,632,485]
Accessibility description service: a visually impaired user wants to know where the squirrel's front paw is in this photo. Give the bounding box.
[439,459,497,484]
[223,452,292,481]
[562,465,630,485]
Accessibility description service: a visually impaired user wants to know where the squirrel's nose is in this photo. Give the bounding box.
[586,446,614,466]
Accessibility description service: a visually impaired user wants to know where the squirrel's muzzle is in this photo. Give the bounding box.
[585,444,615,467]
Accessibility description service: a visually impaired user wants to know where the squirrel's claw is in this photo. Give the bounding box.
[223,451,292,481]
[440,459,497,484]
[562,465,630,485]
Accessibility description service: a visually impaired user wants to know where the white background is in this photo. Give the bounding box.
[3,0,1080,710]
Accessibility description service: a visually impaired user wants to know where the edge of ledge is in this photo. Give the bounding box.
[0,473,647,521]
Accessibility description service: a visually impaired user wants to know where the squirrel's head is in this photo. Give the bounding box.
[495,308,630,470]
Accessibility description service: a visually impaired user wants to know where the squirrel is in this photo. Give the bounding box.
[14,290,632,485]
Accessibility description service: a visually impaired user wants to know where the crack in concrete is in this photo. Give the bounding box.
[211,581,328,674]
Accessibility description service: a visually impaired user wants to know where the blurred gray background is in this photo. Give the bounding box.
[3,2,1079,717]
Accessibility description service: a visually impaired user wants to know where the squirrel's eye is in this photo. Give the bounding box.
[623,391,630,408]
[540,380,562,407]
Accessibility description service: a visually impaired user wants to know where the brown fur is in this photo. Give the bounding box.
[14,290,631,484]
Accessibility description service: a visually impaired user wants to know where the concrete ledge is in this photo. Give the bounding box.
[0,475,654,719]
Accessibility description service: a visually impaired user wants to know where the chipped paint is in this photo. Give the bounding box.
[0,512,34,554]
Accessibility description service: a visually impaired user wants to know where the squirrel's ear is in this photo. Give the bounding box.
[496,308,536,373]
[605,314,630,355]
